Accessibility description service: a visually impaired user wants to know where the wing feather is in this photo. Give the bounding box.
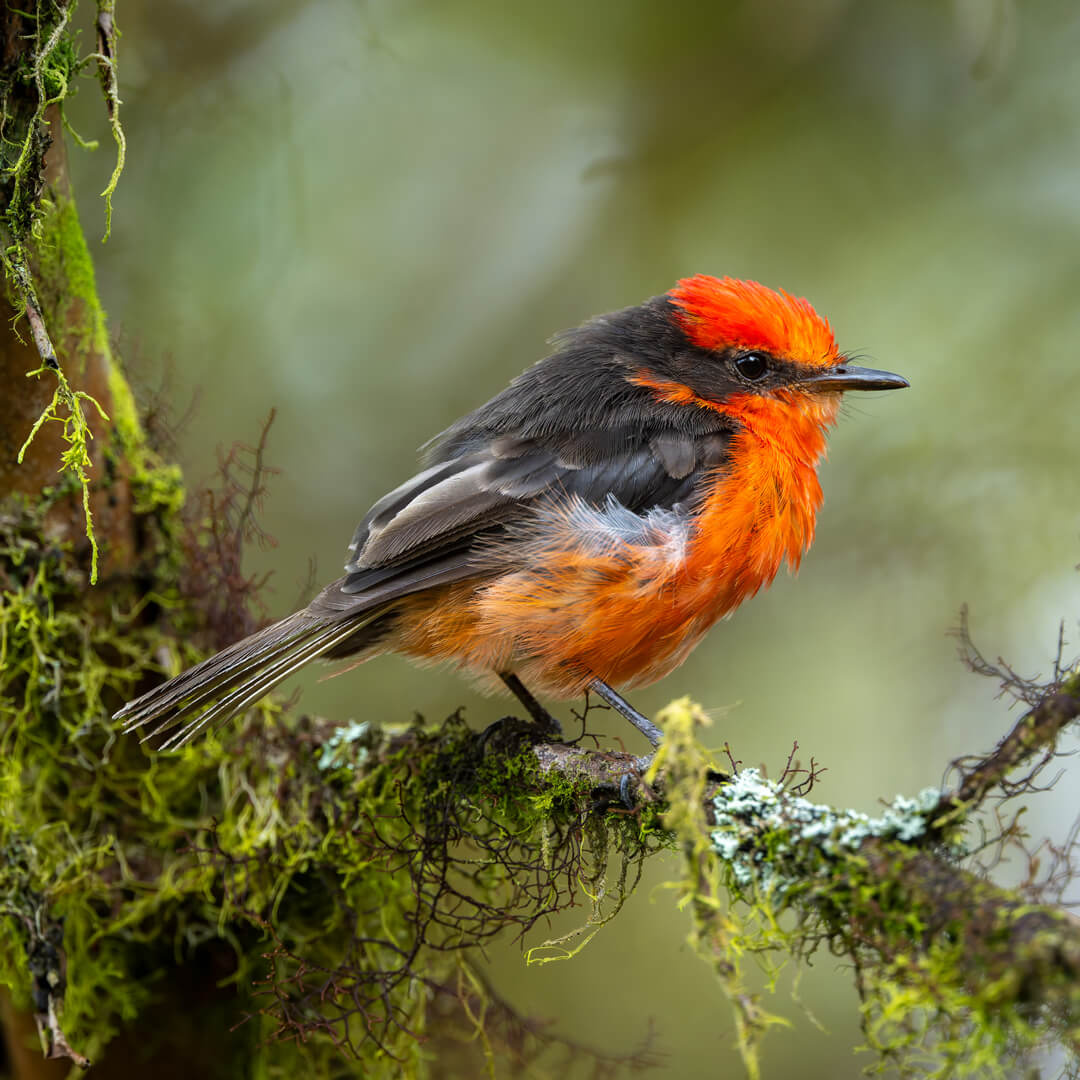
[336,425,732,605]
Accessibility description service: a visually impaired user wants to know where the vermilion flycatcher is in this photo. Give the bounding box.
[116,275,908,748]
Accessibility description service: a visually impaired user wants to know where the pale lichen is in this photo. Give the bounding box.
[709,767,945,894]
[316,718,372,771]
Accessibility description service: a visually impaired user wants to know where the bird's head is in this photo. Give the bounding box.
[428,274,908,463]
[629,275,908,447]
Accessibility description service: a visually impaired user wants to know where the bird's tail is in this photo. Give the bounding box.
[113,608,383,749]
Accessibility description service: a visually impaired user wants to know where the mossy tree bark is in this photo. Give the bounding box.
[0,107,136,579]
[0,8,246,1079]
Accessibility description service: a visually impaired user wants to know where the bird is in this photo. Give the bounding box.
[115,275,908,750]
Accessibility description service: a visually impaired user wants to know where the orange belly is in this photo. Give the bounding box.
[388,566,715,699]
[386,402,828,699]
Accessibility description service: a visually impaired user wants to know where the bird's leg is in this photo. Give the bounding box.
[499,672,562,736]
[586,677,663,748]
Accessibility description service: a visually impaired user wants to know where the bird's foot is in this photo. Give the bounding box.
[586,678,663,748]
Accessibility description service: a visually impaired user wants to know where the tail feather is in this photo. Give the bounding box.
[154,620,363,749]
[114,608,384,749]
[116,611,317,726]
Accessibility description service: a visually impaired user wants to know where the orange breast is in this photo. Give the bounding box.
[390,391,837,698]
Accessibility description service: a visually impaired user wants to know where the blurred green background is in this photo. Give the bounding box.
[65,0,1080,1075]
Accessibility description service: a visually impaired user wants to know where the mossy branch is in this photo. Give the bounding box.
[635,661,1080,1079]
[530,667,1080,1079]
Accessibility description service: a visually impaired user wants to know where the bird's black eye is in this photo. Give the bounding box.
[734,352,768,381]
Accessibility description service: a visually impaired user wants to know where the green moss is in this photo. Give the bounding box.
[38,195,111,363]
[0,495,664,1074]
[32,189,187,543]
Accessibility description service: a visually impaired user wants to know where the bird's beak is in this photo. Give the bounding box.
[800,362,909,393]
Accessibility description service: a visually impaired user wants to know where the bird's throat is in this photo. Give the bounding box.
[691,391,836,603]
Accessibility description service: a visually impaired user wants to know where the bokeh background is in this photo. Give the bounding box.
[64,0,1080,1075]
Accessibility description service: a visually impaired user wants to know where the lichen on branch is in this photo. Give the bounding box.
[654,677,1080,1079]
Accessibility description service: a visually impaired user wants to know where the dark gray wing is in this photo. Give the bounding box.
[325,427,732,609]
